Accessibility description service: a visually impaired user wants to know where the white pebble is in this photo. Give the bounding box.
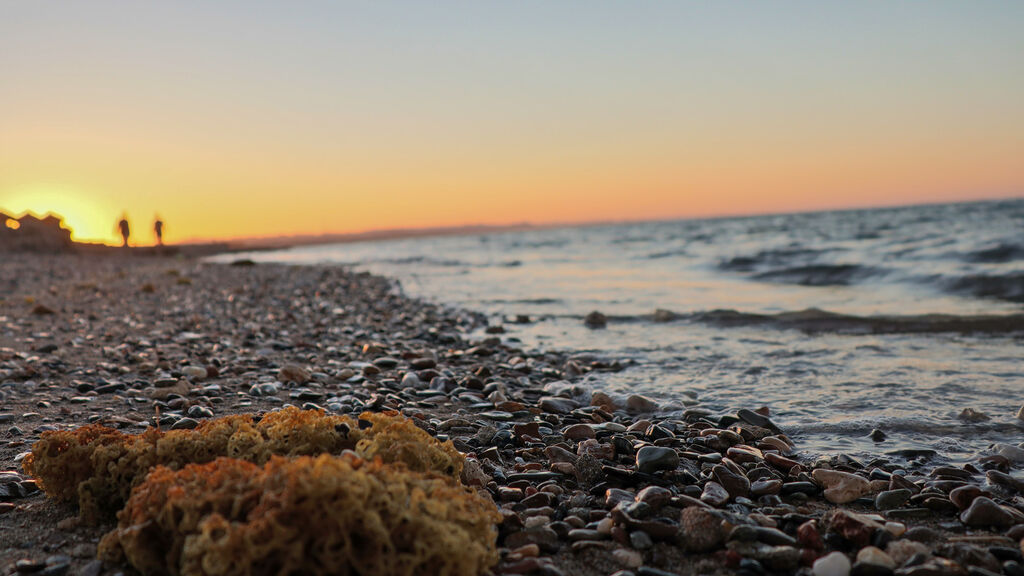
[813,551,851,576]
[884,521,906,537]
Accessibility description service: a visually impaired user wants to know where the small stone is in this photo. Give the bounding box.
[737,408,781,433]
[701,481,730,507]
[751,479,782,496]
[401,372,423,389]
[16,558,46,573]
[829,510,883,548]
[812,469,870,504]
[636,486,672,510]
[584,311,607,328]
[625,394,658,414]
[606,488,636,508]
[884,522,906,538]
[856,546,896,569]
[181,366,207,381]
[278,364,310,384]
[635,446,678,474]
[886,540,930,565]
[813,551,851,576]
[679,506,724,552]
[949,485,983,510]
[797,520,824,550]
[539,397,579,414]
[563,424,596,440]
[960,496,1016,528]
[958,407,989,422]
[591,391,618,411]
[613,549,643,568]
[504,527,560,552]
[170,417,199,430]
[712,464,750,498]
[875,489,912,510]
[629,530,654,550]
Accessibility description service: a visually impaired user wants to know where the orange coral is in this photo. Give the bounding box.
[99,454,501,576]
[24,408,463,521]
[356,410,464,479]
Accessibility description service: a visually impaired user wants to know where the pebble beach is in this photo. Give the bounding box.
[2,252,1023,576]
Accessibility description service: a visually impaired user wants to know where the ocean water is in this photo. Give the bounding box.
[210,199,1024,465]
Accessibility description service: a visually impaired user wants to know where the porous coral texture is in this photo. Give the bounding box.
[356,410,464,479]
[24,408,461,521]
[99,454,501,576]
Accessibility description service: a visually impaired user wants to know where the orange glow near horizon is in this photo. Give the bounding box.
[1,3,1022,245]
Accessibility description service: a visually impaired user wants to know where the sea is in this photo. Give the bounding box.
[209,199,1024,466]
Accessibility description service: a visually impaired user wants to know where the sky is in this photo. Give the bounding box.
[2,1,1022,245]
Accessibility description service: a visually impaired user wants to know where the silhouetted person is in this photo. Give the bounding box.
[154,216,164,246]
[117,214,130,248]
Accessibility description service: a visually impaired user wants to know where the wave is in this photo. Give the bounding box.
[646,249,688,260]
[691,308,1024,335]
[718,247,827,272]
[373,256,466,267]
[964,242,1024,264]
[485,297,564,305]
[943,272,1024,303]
[751,264,885,286]
[580,307,1024,335]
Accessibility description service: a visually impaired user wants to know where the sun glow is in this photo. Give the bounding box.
[3,186,119,244]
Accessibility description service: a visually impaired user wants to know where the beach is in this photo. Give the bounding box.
[2,252,1023,576]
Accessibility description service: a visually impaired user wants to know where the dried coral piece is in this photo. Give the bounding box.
[25,408,463,521]
[357,410,464,479]
[99,454,501,576]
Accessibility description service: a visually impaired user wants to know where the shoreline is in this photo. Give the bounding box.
[2,253,1022,576]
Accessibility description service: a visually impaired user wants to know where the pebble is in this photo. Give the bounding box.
[170,417,199,430]
[813,469,871,504]
[584,310,607,328]
[960,496,1017,528]
[625,394,658,413]
[701,481,730,507]
[562,423,596,440]
[813,551,851,576]
[875,488,912,510]
[635,446,678,474]
[612,549,643,568]
[679,506,724,552]
[736,408,781,433]
[278,364,310,384]
[949,485,984,510]
[712,464,750,498]
[856,546,896,569]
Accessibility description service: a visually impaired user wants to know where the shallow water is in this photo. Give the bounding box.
[210,199,1024,465]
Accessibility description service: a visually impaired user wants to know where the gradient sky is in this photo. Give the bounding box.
[2,1,1022,244]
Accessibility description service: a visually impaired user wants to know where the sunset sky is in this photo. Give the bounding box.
[2,2,1022,245]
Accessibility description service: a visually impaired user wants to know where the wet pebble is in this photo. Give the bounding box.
[960,496,1017,528]
[635,446,678,474]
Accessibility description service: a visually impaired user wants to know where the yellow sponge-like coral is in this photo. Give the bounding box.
[356,410,464,479]
[24,408,462,522]
[99,454,501,576]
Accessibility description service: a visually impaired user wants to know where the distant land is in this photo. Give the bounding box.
[202,222,539,251]
[1,209,540,257]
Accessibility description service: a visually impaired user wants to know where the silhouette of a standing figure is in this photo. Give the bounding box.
[154,216,164,246]
[117,214,131,248]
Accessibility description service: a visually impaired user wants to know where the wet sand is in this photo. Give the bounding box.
[1,253,1022,576]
